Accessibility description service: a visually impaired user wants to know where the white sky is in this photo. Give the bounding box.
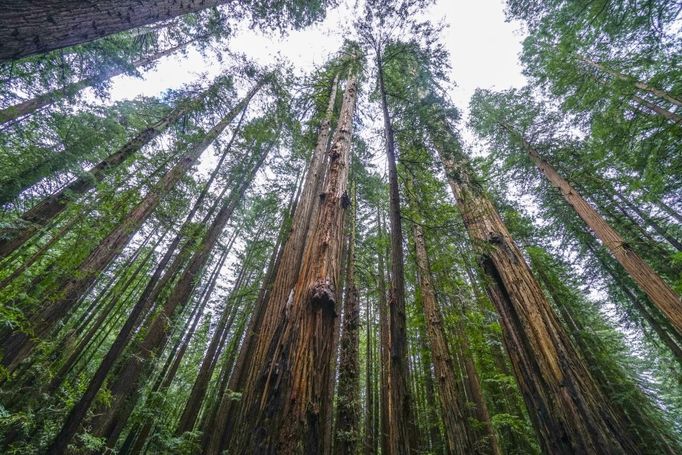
[108,0,528,133]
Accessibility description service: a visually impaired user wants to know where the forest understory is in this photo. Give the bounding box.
[0,0,680,454]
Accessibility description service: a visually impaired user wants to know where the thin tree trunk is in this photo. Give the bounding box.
[455,300,501,455]
[632,94,682,123]
[0,75,222,260]
[615,194,682,252]
[0,83,261,372]
[377,48,415,455]
[174,237,260,435]
[433,125,642,454]
[0,40,193,125]
[410,220,471,455]
[90,136,270,449]
[506,127,682,337]
[578,57,682,108]
[585,241,682,363]
[365,293,375,455]
[0,0,230,61]
[48,132,268,454]
[334,178,360,455]
[376,208,391,455]
[236,73,356,453]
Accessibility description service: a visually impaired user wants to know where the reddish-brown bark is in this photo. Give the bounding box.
[234,74,357,453]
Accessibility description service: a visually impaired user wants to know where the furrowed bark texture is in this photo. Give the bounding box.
[377,49,414,454]
[411,221,472,455]
[235,74,356,453]
[433,130,641,454]
[212,74,339,454]
[0,0,230,61]
[0,83,261,373]
[507,128,682,337]
[334,180,360,455]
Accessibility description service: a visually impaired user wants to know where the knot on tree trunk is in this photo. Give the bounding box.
[310,279,336,316]
[319,192,326,202]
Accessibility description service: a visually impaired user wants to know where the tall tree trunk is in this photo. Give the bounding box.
[505,126,682,337]
[0,0,230,61]
[632,94,682,123]
[453,300,501,455]
[174,237,260,435]
[376,209,391,455]
[432,126,642,454]
[377,48,415,455]
[235,74,356,453]
[410,220,472,455]
[365,294,375,455]
[213,74,339,453]
[614,193,682,252]
[0,82,261,372]
[0,40,193,125]
[584,240,682,363]
[334,179,360,455]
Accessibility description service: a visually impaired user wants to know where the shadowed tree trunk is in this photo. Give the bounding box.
[431,119,642,454]
[0,0,230,61]
[377,48,415,455]
[0,95,196,260]
[47,128,270,453]
[409,217,472,455]
[234,73,357,453]
[334,179,360,455]
[375,208,391,455]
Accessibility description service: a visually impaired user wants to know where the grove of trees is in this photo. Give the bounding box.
[0,0,680,453]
